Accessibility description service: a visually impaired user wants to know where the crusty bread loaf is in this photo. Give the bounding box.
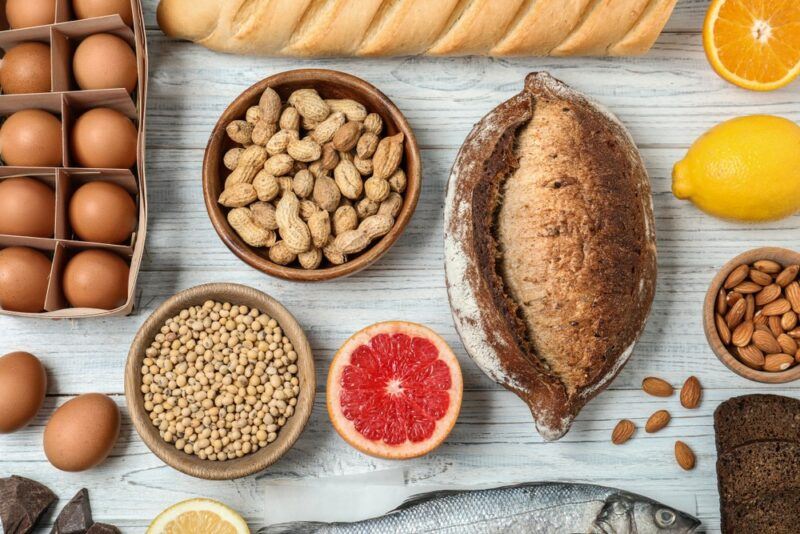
[444,72,656,441]
[156,0,678,57]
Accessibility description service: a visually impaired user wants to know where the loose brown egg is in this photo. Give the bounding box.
[0,177,55,237]
[0,247,51,312]
[70,108,137,169]
[62,249,128,309]
[72,0,132,25]
[6,0,56,29]
[0,351,46,433]
[73,33,137,93]
[43,393,119,472]
[69,181,137,244]
[0,42,52,94]
[0,109,63,167]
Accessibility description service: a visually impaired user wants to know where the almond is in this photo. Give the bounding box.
[775,264,799,287]
[786,282,800,313]
[755,284,781,306]
[745,294,755,321]
[796,349,800,363]
[725,298,747,329]
[731,320,754,347]
[642,376,673,397]
[782,311,798,333]
[611,419,635,445]
[724,264,750,289]
[754,259,782,274]
[788,327,800,339]
[778,333,798,355]
[737,345,765,369]
[764,353,795,372]
[769,315,784,337]
[645,410,671,433]
[680,376,702,409]
[727,291,743,307]
[716,314,732,345]
[749,268,773,286]
[733,281,762,294]
[716,289,728,315]
[754,311,768,327]
[763,298,792,316]
[752,329,782,354]
[675,441,696,471]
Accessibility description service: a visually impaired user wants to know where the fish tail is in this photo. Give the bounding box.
[258,521,329,533]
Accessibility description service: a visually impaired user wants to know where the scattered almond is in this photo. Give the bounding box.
[680,376,702,409]
[611,419,635,445]
[645,410,671,433]
[642,377,673,397]
[675,441,696,470]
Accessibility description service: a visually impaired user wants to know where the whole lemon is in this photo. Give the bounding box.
[672,115,800,221]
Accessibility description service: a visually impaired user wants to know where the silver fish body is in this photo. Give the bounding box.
[259,482,701,534]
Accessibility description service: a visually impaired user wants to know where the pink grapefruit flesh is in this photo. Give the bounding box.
[327,321,463,459]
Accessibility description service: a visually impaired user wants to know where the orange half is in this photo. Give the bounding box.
[704,0,800,91]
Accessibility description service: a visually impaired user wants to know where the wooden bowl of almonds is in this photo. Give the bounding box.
[203,69,421,281]
[703,247,800,384]
[124,283,315,479]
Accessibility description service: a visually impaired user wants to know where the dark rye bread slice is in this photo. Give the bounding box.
[717,440,800,508]
[722,491,800,534]
[715,394,800,453]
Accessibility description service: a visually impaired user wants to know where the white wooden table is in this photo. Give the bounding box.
[2,2,799,532]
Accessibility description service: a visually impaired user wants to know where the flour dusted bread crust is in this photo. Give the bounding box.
[156,0,677,57]
[444,73,656,441]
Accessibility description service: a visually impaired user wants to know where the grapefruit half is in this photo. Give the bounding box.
[327,321,463,459]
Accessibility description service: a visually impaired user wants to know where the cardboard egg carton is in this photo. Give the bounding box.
[0,0,147,318]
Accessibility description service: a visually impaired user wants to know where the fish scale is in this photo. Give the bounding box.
[259,482,701,534]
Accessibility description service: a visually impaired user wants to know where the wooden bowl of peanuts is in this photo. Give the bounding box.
[203,69,421,282]
[703,247,800,384]
[124,283,315,479]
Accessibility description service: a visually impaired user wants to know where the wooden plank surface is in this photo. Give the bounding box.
[2,1,799,532]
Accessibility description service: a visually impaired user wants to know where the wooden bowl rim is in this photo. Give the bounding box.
[202,68,421,282]
[124,283,315,479]
[703,246,800,384]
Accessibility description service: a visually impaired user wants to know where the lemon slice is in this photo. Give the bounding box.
[147,498,250,534]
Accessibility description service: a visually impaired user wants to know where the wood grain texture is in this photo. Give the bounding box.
[0,2,799,532]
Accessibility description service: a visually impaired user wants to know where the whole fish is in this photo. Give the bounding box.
[259,482,701,534]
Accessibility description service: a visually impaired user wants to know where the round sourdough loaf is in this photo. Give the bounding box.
[445,72,656,441]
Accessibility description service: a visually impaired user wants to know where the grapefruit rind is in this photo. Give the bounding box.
[146,498,250,534]
[703,0,800,92]
[327,321,463,460]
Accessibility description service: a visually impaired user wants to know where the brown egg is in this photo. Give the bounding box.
[43,393,119,472]
[72,0,133,26]
[0,177,55,237]
[0,109,63,167]
[0,351,46,433]
[73,33,137,93]
[62,249,128,309]
[0,247,51,312]
[70,108,137,169]
[69,181,136,244]
[6,0,56,29]
[0,42,52,94]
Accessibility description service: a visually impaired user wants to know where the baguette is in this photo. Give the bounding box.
[444,73,656,440]
[157,0,677,57]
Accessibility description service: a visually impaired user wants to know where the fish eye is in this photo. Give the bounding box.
[655,509,676,527]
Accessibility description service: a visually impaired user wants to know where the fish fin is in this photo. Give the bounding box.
[393,489,466,511]
[258,521,328,533]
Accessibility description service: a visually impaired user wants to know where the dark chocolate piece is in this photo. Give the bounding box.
[0,475,58,534]
[50,489,93,534]
[86,523,121,534]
